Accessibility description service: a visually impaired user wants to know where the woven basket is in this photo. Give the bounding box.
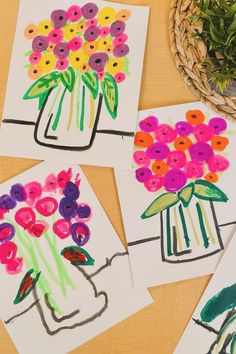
[169,0,236,121]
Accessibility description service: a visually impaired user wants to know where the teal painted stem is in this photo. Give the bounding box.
[79,85,85,132]
[52,87,67,131]
[196,202,209,249]
[178,204,190,248]
[166,208,172,256]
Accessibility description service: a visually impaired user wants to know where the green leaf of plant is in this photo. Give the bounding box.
[61,246,95,266]
[38,91,49,110]
[13,269,41,304]
[193,180,228,202]
[23,71,61,100]
[82,70,99,99]
[141,193,179,219]
[101,72,118,119]
[178,183,194,207]
[200,283,236,323]
[60,67,75,92]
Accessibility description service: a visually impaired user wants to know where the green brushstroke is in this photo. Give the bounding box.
[198,200,216,245]
[166,208,172,256]
[186,207,200,246]
[173,207,183,252]
[48,86,61,118]
[196,202,209,249]
[67,80,76,131]
[178,204,190,248]
[76,75,82,129]
[79,85,85,132]
[52,87,67,131]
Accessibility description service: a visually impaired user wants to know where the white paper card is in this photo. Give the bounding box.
[0,162,152,354]
[115,102,236,287]
[175,233,236,354]
[0,0,149,168]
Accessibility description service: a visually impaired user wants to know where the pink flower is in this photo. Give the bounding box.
[0,242,17,264]
[185,161,204,178]
[167,151,187,169]
[97,71,104,80]
[57,168,72,188]
[24,181,42,206]
[66,5,82,22]
[114,72,126,83]
[53,219,71,239]
[15,207,36,229]
[133,151,150,167]
[100,26,110,37]
[86,18,98,27]
[56,58,69,71]
[28,220,48,238]
[113,33,128,46]
[48,29,63,44]
[6,257,23,275]
[67,37,83,51]
[43,173,58,192]
[155,124,177,143]
[35,197,58,217]
[144,176,163,192]
[29,52,42,64]
[208,155,230,172]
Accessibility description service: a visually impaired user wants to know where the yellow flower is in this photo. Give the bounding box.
[69,51,88,69]
[98,37,113,51]
[98,7,116,25]
[38,20,52,35]
[63,24,78,41]
[106,58,125,75]
[38,53,56,73]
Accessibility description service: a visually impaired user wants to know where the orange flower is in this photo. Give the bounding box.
[211,135,229,151]
[186,110,205,125]
[151,160,169,176]
[24,23,38,39]
[83,41,98,55]
[174,136,192,151]
[116,9,131,21]
[134,132,154,148]
[204,172,218,183]
[27,65,42,80]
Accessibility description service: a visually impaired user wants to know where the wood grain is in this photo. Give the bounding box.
[0,1,211,353]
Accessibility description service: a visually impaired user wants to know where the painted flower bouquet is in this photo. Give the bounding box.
[0,168,97,317]
[23,3,130,150]
[133,109,230,263]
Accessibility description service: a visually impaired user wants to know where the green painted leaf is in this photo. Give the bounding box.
[193,180,228,202]
[141,193,179,219]
[200,283,236,323]
[23,71,61,100]
[14,269,41,304]
[60,67,75,92]
[38,91,49,110]
[101,72,118,119]
[61,246,95,266]
[82,71,98,99]
[178,183,194,207]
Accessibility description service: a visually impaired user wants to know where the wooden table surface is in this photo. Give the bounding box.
[0,0,212,353]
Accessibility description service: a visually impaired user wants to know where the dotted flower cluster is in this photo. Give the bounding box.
[0,168,92,275]
[133,110,230,192]
[24,3,130,83]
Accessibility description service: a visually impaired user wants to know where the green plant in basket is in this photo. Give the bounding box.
[192,0,236,93]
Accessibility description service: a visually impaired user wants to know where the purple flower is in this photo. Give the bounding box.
[0,195,16,210]
[84,26,100,41]
[189,143,214,162]
[81,3,98,19]
[164,169,187,192]
[110,21,125,37]
[146,142,170,160]
[208,117,227,134]
[113,44,129,57]
[59,197,77,220]
[51,9,67,28]
[175,121,193,136]
[71,222,90,246]
[0,223,15,243]
[10,184,26,202]
[89,52,108,71]
[77,204,91,219]
[63,182,80,200]
[53,42,69,59]
[32,35,49,52]
[135,167,152,183]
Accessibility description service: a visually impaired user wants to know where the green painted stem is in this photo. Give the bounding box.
[196,202,209,249]
[178,204,190,248]
[79,85,85,132]
[48,86,62,118]
[166,208,172,256]
[52,87,67,131]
